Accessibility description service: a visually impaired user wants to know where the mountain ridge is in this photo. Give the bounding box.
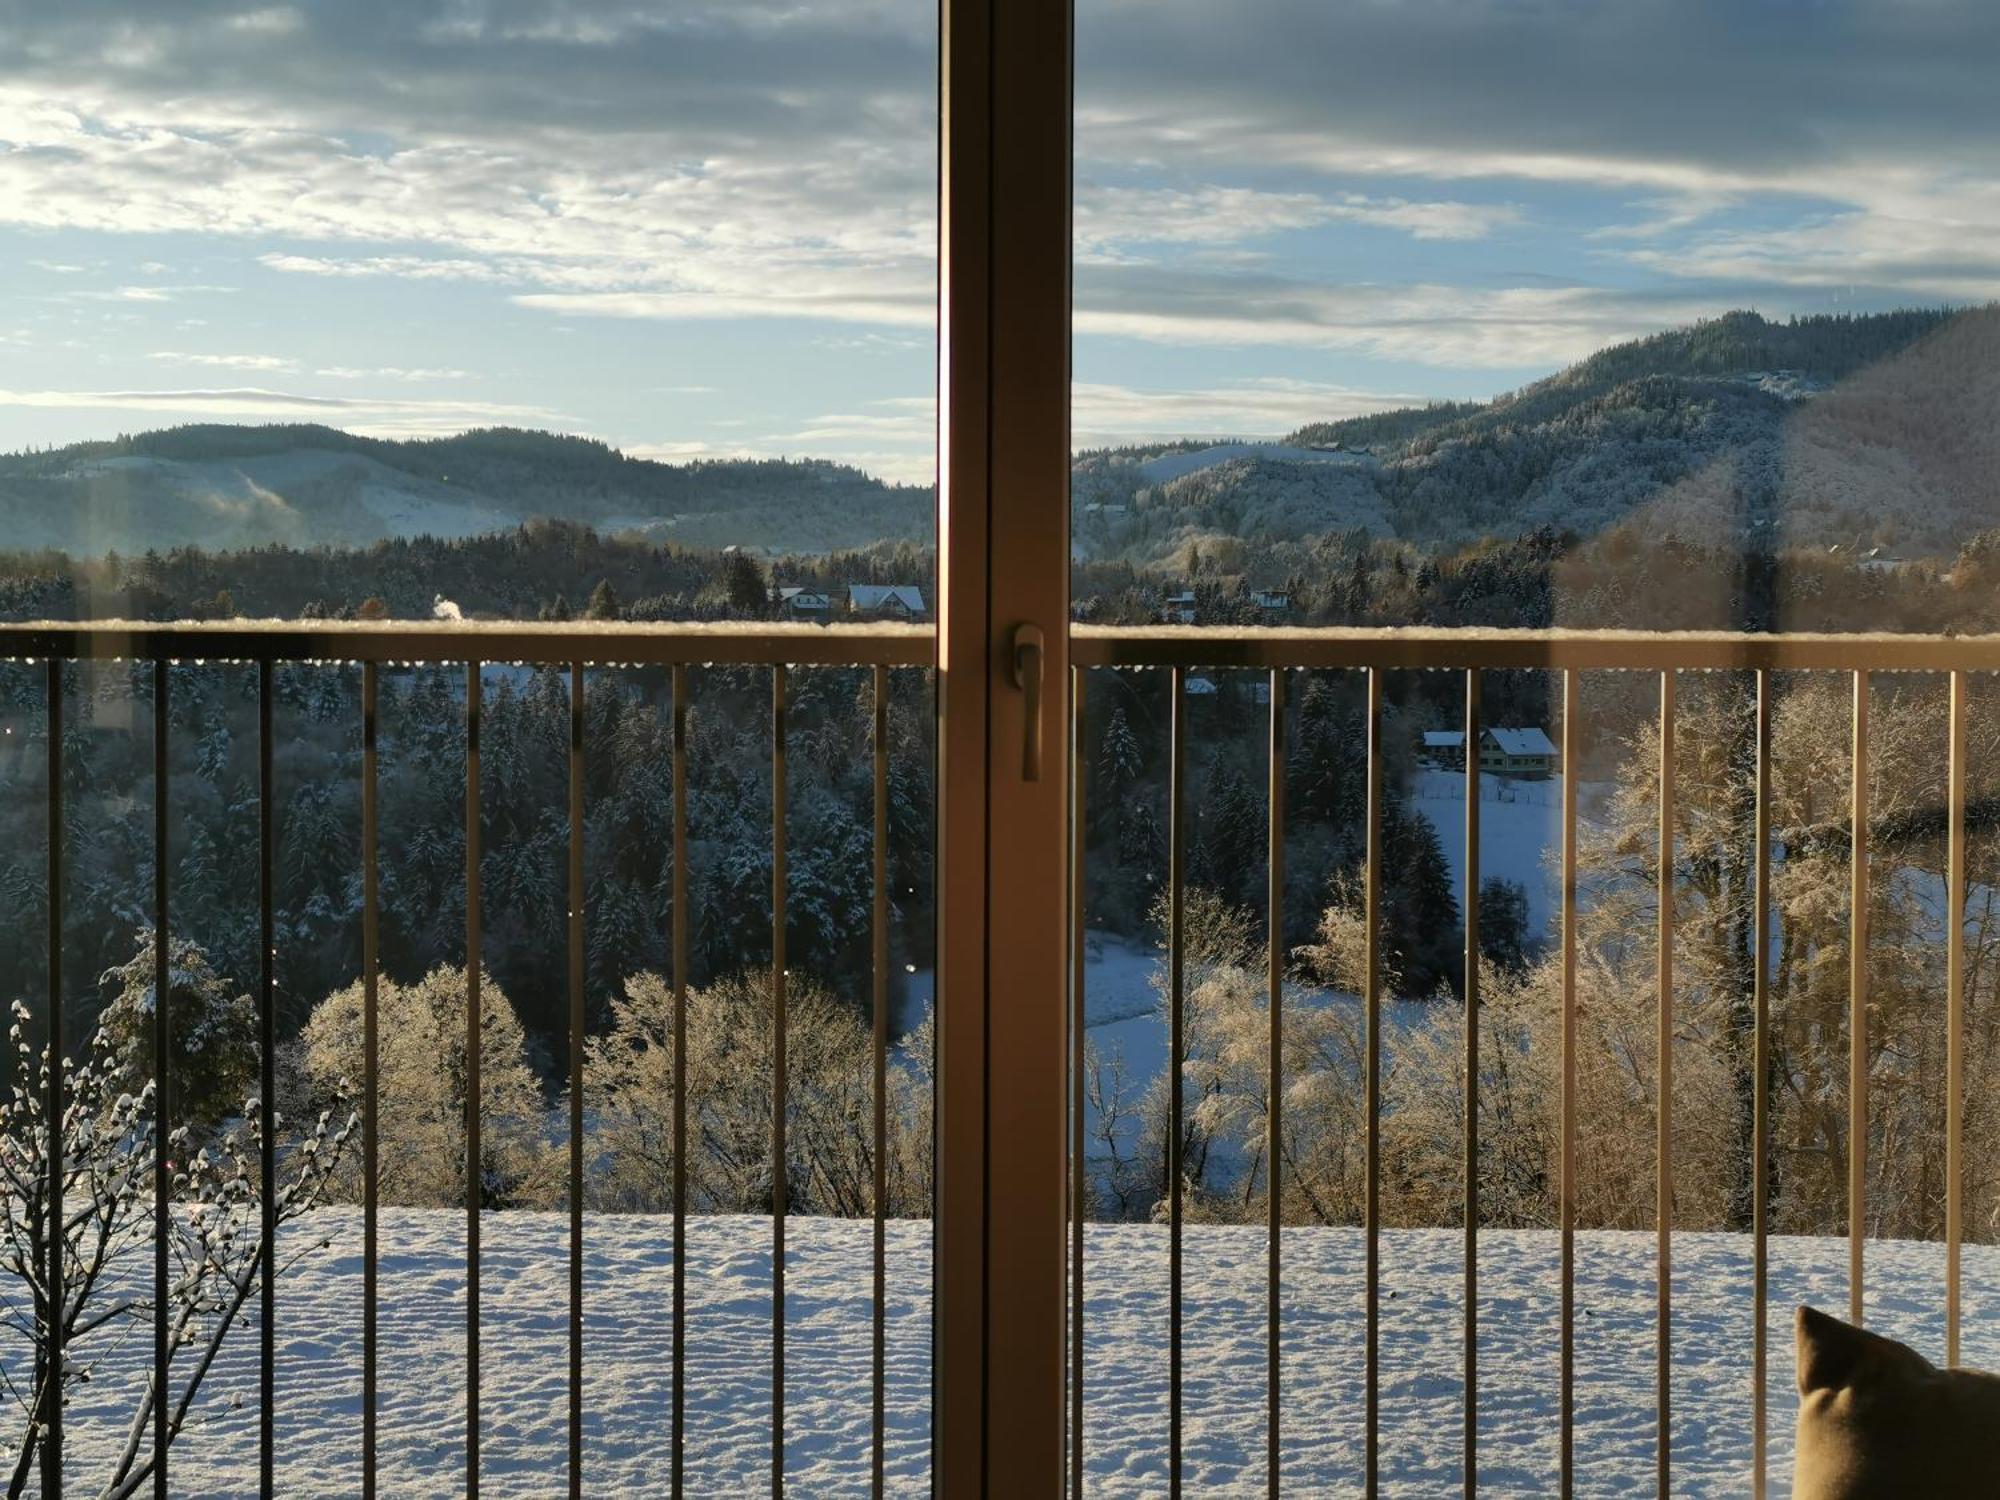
[0,424,931,559]
[7,305,1995,565]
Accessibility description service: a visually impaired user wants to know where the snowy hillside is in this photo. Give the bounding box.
[0,425,931,559]
[1137,443,1378,486]
[38,1209,1996,1496]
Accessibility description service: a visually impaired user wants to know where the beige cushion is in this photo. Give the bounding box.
[1794,1305,2000,1498]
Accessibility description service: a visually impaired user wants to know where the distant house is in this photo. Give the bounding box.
[1163,590,1197,625]
[1422,730,1466,769]
[1184,675,1219,697]
[773,586,833,619]
[1422,726,1560,780]
[1251,588,1291,616]
[847,584,927,620]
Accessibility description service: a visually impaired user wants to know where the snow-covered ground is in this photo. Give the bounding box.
[1410,768,1600,944]
[37,1211,1997,1496]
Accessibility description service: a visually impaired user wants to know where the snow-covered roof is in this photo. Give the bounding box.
[776,587,830,608]
[1484,727,1557,757]
[1184,676,1219,695]
[848,584,926,613]
[1423,730,1464,748]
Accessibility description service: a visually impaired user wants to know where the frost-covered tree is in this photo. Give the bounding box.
[296,967,555,1209]
[96,931,257,1135]
[0,1004,355,1497]
[584,969,930,1218]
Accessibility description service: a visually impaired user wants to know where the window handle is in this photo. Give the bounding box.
[1009,622,1045,782]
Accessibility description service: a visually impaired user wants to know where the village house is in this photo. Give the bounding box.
[1421,726,1560,779]
[1250,588,1291,617]
[772,586,833,620]
[847,584,927,620]
[1163,590,1197,625]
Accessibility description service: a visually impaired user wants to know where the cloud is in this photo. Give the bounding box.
[316,364,472,382]
[0,384,571,437]
[64,283,232,303]
[150,350,297,371]
[2,0,1998,384]
[1075,267,1718,368]
[0,4,940,333]
[1071,376,1417,448]
[1075,1,2000,192]
[259,253,514,284]
[1076,184,1519,257]
[513,288,931,328]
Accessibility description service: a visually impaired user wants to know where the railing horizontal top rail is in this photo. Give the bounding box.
[0,618,933,666]
[8,620,2000,672]
[1073,624,2000,672]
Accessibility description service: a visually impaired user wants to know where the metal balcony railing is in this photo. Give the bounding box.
[1,620,929,1500]
[1068,625,1994,1500]
[4,620,1991,1498]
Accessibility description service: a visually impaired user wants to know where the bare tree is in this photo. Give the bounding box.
[1,1004,355,1498]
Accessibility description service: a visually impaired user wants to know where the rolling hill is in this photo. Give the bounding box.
[6,306,1996,569]
[1077,306,2000,566]
[0,426,932,558]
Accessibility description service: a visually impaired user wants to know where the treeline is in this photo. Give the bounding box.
[0,521,935,624]
[0,656,937,1088]
[1075,522,2000,637]
[0,423,922,514]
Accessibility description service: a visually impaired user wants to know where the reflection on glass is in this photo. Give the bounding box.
[1073,4,2000,1492]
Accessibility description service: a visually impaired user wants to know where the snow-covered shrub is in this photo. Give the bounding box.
[296,966,556,1209]
[585,969,931,1218]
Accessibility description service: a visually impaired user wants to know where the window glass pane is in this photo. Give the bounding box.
[1,6,936,1494]
[1072,6,1999,1496]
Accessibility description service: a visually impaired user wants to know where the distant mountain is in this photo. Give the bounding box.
[0,425,931,558]
[1075,306,1999,566]
[9,307,1995,569]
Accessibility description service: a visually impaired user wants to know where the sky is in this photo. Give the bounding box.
[1,0,1997,488]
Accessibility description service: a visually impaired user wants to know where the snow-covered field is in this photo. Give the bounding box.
[41,1211,1997,1497]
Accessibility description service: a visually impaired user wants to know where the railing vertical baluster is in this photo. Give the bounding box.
[1462,668,1481,1500]
[1265,668,1284,1500]
[43,657,63,1500]
[672,663,690,1499]
[1560,670,1579,1499]
[1069,667,1087,1499]
[1656,670,1675,1500]
[362,659,379,1500]
[872,663,890,1500]
[568,662,586,1500]
[259,659,277,1500]
[1849,672,1868,1329]
[1946,670,1966,1367]
[465,662,483,1499]
[154,656,171,1500]
[1751,668,1770,1500]
[1363,666,1382,1500]
[772,663,788,1499]
[1167,664,1186,1500]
